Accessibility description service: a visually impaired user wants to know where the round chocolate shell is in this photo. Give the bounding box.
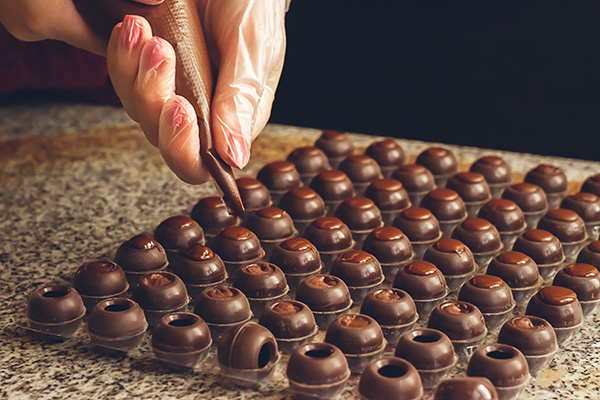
[325,314,384,355]
[392,164,436,194]
[211,226,263,262]
[487,251,540,288]
[154,215,205,251]
[392,261,447,300]
[501,183,548,213]
[191,196,239,234]
[362,227,413,264]
[315,129,354,159]
[470,156,512,185]
[256,161,301,192]
[303,217,353,252]
[446,172,492,202]
[451,218,502,253]
[415,147,458,177]
[423,239,475,276]
[392,207,441,242]
[524,164,568,194]
[364,139,405,168]
[236,177,272,212]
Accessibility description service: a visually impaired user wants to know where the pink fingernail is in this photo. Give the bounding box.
[226,133,250,169]
[120,15,143,50]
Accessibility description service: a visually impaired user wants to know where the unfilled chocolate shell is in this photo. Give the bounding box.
[27,284,86,324]
[394,328,455,370]
[358,357,423,400]
[286,342,350,385]
[466,344,529,388]
[151,312,211,353]
[217,322,278,370]
[154,215,205,251]
[87,297,147,338]
[434,377,498,400]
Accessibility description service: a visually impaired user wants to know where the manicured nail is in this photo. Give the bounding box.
[120,15,143,50]
[226,132,250,169]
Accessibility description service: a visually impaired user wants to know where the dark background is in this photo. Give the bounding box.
[270,0,600,161]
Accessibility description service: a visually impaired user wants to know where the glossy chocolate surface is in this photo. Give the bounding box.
[325,314,384,354]
[498,316,557,356]
[259,300,317,339]
[287,146,331,176]
[420,188,467,221]
[392,164,436,193]
[245,207,296,240]
[478,199,526,232]
[330,250,384,287]
[501,183,548,213]
[434,377,498,400]
[132,272,188,311]
[451,218,502,253]
[365,139,405,167]
[286,342,350,385]
[447,172,492,202]
[561,192,600,223]
[295,274,352,312]
[415,147,458,177]
[513,229,564,264]
[309,170,355,201]
[339,155,382,183]
[537,209,587,242]
[470,156,512,185]
[553,263,600,302]
[524,164,568,194]
[27,284,86,323]
[581,174,600,197]
[269,237,322,275]
[423,239,475,276]
[395,328,455,369]
[392,207,441,242]
[114,234,167,272]
[211,226,263,262]
[362,227,413,264]
[73,261,128,297]
[217,322,278,370]
[191,196,239,233]
[154,215,205,251]
[427,301,487,340]
[278,188,325,220]
[151,312,211,353]
[303,217,353,252]
[256,161,301,192]
[194,286,251,324]
[392,261,448,300]
[363,178,410,212]
[233,263,288,299]
[172,244,226,285]
[334,197,383,231]
[358,357,423,400]
[360,288,417,326]
[466,344,529,387]
[87,298,147,338]
[487,251,540,288]
[315,129,354,159]
[236,177,272,212]
[526,286,583,328]
[458,275,514,313]
[577,240,600,267]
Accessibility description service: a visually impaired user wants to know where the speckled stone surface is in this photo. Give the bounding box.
[1,102,599,400]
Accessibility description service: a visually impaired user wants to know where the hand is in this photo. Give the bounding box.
[107,0,288,183]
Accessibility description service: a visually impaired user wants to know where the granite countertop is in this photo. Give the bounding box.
[1,102,599,400]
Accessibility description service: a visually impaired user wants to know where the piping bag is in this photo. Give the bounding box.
[73,0,245,215]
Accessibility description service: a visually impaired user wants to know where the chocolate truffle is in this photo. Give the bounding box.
[478,199,527,235]
[256,161,301,193]
[392,164,436,198]
[502,182,548,213]
[258,300,317,351]
[392,207,442,242]
[287,146,331,184]
[358,357,423,400]
[236,177,272,212]
[362,227,414,265]
[364,178,411,222]
[211,226,264,262]
[537,209,587,243]
[309,170,355,213]
[524,164,568,195]
[415,147,458,186]
[333,197,383,246]
[278,187,326,221]
[190,196,239,236]
[458,275,515,331]
[394,328,456,388]
[132,272,189,325]
[194,286,252,326]
[526,286,584,344]
[452,218,502,254]
[154,215,205,253]
[423,238,476,292]
[232,262,288,301]
[295,275,352,329]
[73,261,129,310]
[427,301,487,350]
[513,229,564,265]
[325,314,385,373]
[286,342,351,399]
[466,344,529,395]
[315,129,355,167]
[87,297,147,351]
[470,155,512,193]
[172,245,226,296]
[151,312,212,368]
[434,377,499,400]
[339,155,383,194]
[365,139,405,170]
[487,251,542,304]
[269,237,322,277]
[577,240,600,268]
[303,217,354,254]
[393,261,449,318]
[114,234,168,284]
[330,250,384,301]
[446,172,492,204]
[27,283,86,337]
[217,322,279,383]
[553,263,600,316]
[420,188,467,236]
[581,173,600,197]
[360,288,418,341]
[497,316,558,375]
[561,192,600,226]
[244,207,296,248]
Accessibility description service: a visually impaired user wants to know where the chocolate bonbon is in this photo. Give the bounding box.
[329,250,384,302]
[258,300,318,353]
[478,199,527,249]
[193,286,252,338]
[26,283,86,338]
[358,357,423,400]
[302,217,354,268]
[364,178,411,224]
[87,297,147,351]
[524,164,568,209]
[236,177,272,213]
[232,262,289,317]
[73,261,129,311]
[537,209,588,261]
[287,146,331,185]
[393,260,449,318]
[269,237,322,289]
[211,226,265,276]
[420,188,467,236]
[190,196,240,239]
[513,229,565,280]
[114,234,168,286]
[415,147,458,187]
[501,182,548,228]
[487,251,543,304]
[451,217,503,272]
[364,139,406,177]
[154,215,205,261]
[470,155,512,198]
[309,170,355,215]
[458,275,515,331]
[132,272,189,326]
[422,238,477,292]
[362,227,415,283]
[171,244,226,297]
[392,207,442,258]
[315,129,355,168]
[561,192,600,240]
[434,377,499,400]
[581,173,600,197]
[553,263,600,317]
[256,161,301,202]
[392,164,436,205]
[339,154,383,195]
[244,206,297,256]
[295,274,352,329]
[333,196,383,246]
[577,240,600,268]
[278,187,326,235]
[446,172,492,216]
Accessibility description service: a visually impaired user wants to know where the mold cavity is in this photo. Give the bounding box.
[42,289,69,298]
[486,350,513,360]
[305,348,334,358]
[169,317,195,327]
[105,303,131,312]
[378,364,407,378]
[257,343,275,368]
[413,334,439,343]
